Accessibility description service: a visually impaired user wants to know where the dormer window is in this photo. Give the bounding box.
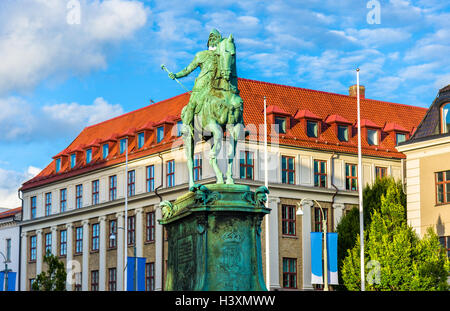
[55,158,61,172]
[367,129,378,145]
[137,132,145,149]
[307,121,318,138]
[157,126,164,143]
[275,117,286,134]
[86,149,92,164]
[396,133,406,145]
[442,103,450,134]
[176,121,183,137]
[70,154,76,168]
[120,138,127,154]
[102,144,109,159]
[338,125,349,142]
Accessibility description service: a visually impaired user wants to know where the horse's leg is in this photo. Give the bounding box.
[225,123,242,184]
[183,132,195,188]
[207,122,224,184]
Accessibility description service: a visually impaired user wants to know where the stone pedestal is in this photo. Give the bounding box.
[159,184,270,291]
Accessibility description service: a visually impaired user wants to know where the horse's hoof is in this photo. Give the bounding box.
[226,178,234,185]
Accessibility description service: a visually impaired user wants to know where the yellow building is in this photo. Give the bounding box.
[397,85,450,256]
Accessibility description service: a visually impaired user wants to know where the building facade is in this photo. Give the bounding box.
[397,85,450,257]
[19,79,426,291]
[0,207,22,291]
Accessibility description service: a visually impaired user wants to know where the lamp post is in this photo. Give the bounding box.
[297,198,328,291]
[0,251,11,291]
[110,226,137,291]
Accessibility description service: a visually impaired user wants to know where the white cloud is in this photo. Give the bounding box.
[0,166,41,208]
[0,96,124,142]
[0,0,148,95]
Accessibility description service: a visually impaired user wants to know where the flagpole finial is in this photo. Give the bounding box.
[356,68,360,72]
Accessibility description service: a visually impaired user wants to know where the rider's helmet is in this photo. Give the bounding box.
[207,28,222,48]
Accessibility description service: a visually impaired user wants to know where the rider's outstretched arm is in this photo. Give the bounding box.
[174,52,201,79]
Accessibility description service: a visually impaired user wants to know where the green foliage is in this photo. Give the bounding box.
[336,177,403,289]
[341,181,450,291]
[31,252,67,291]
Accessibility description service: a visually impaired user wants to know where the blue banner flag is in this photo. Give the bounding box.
[127,257,146,291]
[310,232,323,284]
[0,271,16,291]
[326,232,338,285]
[0,272,4,291]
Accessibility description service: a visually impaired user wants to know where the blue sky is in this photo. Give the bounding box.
[0,0,449,207]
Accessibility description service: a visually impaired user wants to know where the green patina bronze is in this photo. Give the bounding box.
[163,28,244,187]
[159,184,270,291]
[160,30,271,291]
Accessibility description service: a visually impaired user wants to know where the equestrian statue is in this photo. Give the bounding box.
[162,29,244,188]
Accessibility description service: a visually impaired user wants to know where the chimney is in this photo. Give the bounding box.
[349,84,365,99]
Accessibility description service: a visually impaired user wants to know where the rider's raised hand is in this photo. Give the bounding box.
[169,72,176,80]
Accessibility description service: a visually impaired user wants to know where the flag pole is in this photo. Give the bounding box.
[356,68,365,291]
[263,96,270,290]
[124,138,129,291]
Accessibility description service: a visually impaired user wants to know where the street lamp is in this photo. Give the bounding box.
[110,226,138,291]
[0,251,11,291]
[297,198,328,291]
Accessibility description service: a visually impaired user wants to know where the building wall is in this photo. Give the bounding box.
[0,224,20,291]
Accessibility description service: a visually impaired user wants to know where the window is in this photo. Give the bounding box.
[44,233,52,255]
[176,120,183,137]
[345,163,358,191]
[75,227,83,254]
[307,120,318,138]
[30,236,37,261]
[146,165,155,192]
[108,268,117,291]
[127,170,136,196]
[146,212,155,242]
[70,153,76,168]
[91,270,99,291]
[193,153,202,182]
[109,219,117,249]
[436,170,450,205]
[60,188,67,212]
[138,132,145,149]
[109,175,117,201]
[45,192,52,216]
[60,230,67,256]
[314,160,327,188]
[86,149,92,164]
[274,116,286,134]
[127,215,135,245]
[157,126,164,143]
[442,103,450,134]
[29,279,35,291]
[396,133,406,145]
[367,129,378,145]
[120,138,127,154]
[239,151,254,180]
[74,273,82,291]
[146,262,155,291]
[338,125,349,142]
[102,143,109,159]
[314,207,328,232]
[282,258,297,289]
[30,196,36,219]
[375,166,387,179]
[55,158,61,172]
[282,156,295,184]
[166,160,175,187]
[6,239,11,261]
[438,236,450,258]
[281,205,296,236]
[92,223,100,251]
[92,180,99,205]
[76,184,83,209]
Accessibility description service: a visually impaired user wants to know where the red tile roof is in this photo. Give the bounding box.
[20,78,427,191]
[0,207,21,219]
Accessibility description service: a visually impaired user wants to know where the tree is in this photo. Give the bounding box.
[336,177,403,289]
[341,182,449,290]
[32,252,67,291]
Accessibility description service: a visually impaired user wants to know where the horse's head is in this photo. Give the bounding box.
[217,34,236,81]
